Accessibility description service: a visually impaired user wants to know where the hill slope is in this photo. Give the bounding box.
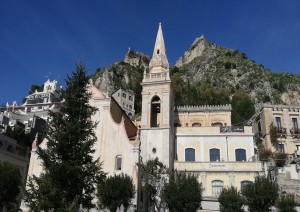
[174,35,300,105]
[91,37,300,120]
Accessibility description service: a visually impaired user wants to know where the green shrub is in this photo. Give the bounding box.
[276,193,297,212]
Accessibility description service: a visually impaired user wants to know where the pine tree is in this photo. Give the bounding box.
[24,63,105,211]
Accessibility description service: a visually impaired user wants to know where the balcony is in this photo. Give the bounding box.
[276,127,287,137]
[142,72,170,83]
[290,128,300,138]
[174,161,262,172]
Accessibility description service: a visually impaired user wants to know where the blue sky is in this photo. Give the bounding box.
[1,0,300,105]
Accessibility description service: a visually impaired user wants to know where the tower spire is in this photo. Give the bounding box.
[149,23,169,73]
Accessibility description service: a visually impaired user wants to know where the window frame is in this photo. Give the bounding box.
[115,155,122,171]
[275,117,281,128]
[212,180,224,197]
[235,148,246,161]
[292,117,298,129]
[240,180,253,189]
[277,144,285,153]
[185,148,196,162]
[210,148,220,162]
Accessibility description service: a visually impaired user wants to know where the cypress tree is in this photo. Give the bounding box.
[24,63,105,211]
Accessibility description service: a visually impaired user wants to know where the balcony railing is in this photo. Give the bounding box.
[276,127,287,135]
[290,128,300,138]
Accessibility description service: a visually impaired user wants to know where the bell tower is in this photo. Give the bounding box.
[140,23,174,168]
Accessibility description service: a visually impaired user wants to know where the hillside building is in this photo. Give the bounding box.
[0,80,62,196]
[252,104,300,154]
[252,104,300,203]
[0,134,29,183]
[112,88,135,118]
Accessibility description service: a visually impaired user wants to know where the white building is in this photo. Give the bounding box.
[112,88,135,118]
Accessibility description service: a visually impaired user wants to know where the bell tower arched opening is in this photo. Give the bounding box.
[151,96,161,127]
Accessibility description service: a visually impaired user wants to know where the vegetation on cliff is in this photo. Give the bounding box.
[91,38,300,125]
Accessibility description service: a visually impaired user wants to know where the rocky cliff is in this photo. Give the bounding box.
[91,36,300,115]
[174,36,300,105]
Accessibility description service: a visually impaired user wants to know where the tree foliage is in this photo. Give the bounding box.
[23,63,105,211]
[22,84,44,103]
[141,158,167,211]
[242,176,278,212]
[218,186,244,212]
[0,162,22,211]
[231,89,255,125]
[161,171,203,212]
[4,125,31,150]
[273,152,286,167]
[276,193,297,212]
[97,174,135,212]
[269,122,279,146]
[171,74,231,107]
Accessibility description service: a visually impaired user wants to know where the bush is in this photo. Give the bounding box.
[242,176,278,212]
[97,174,135,212]
[218,186,244,212]
[224,62,231,69]
[0,162,22,211]
[269,122,279,146]
[276,193,297,212]
[259,148,272,161]
[273,152,287,167]
[162,171,203,212]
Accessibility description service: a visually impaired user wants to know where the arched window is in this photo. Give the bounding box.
[212,122,223,127]
[240,180,253,189]
[210,148,220,161]
[212,180,224,196]
[185,148,195,162]
[151,96,161,127]
[115,155,122,170]
[235,149,246,161]
[192,123,201,127]
[128,113,132,118]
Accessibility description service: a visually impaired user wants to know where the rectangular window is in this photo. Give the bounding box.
[122,93,126,98]
[212,180,224,197]
[116,156,122,170]
[185,148,195,161]
[292,118,298,129]
[129,96,132,100]
[235,149,246,161]
[210,149,220,162]
[277,144,285,153]
[275,117,281,128]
